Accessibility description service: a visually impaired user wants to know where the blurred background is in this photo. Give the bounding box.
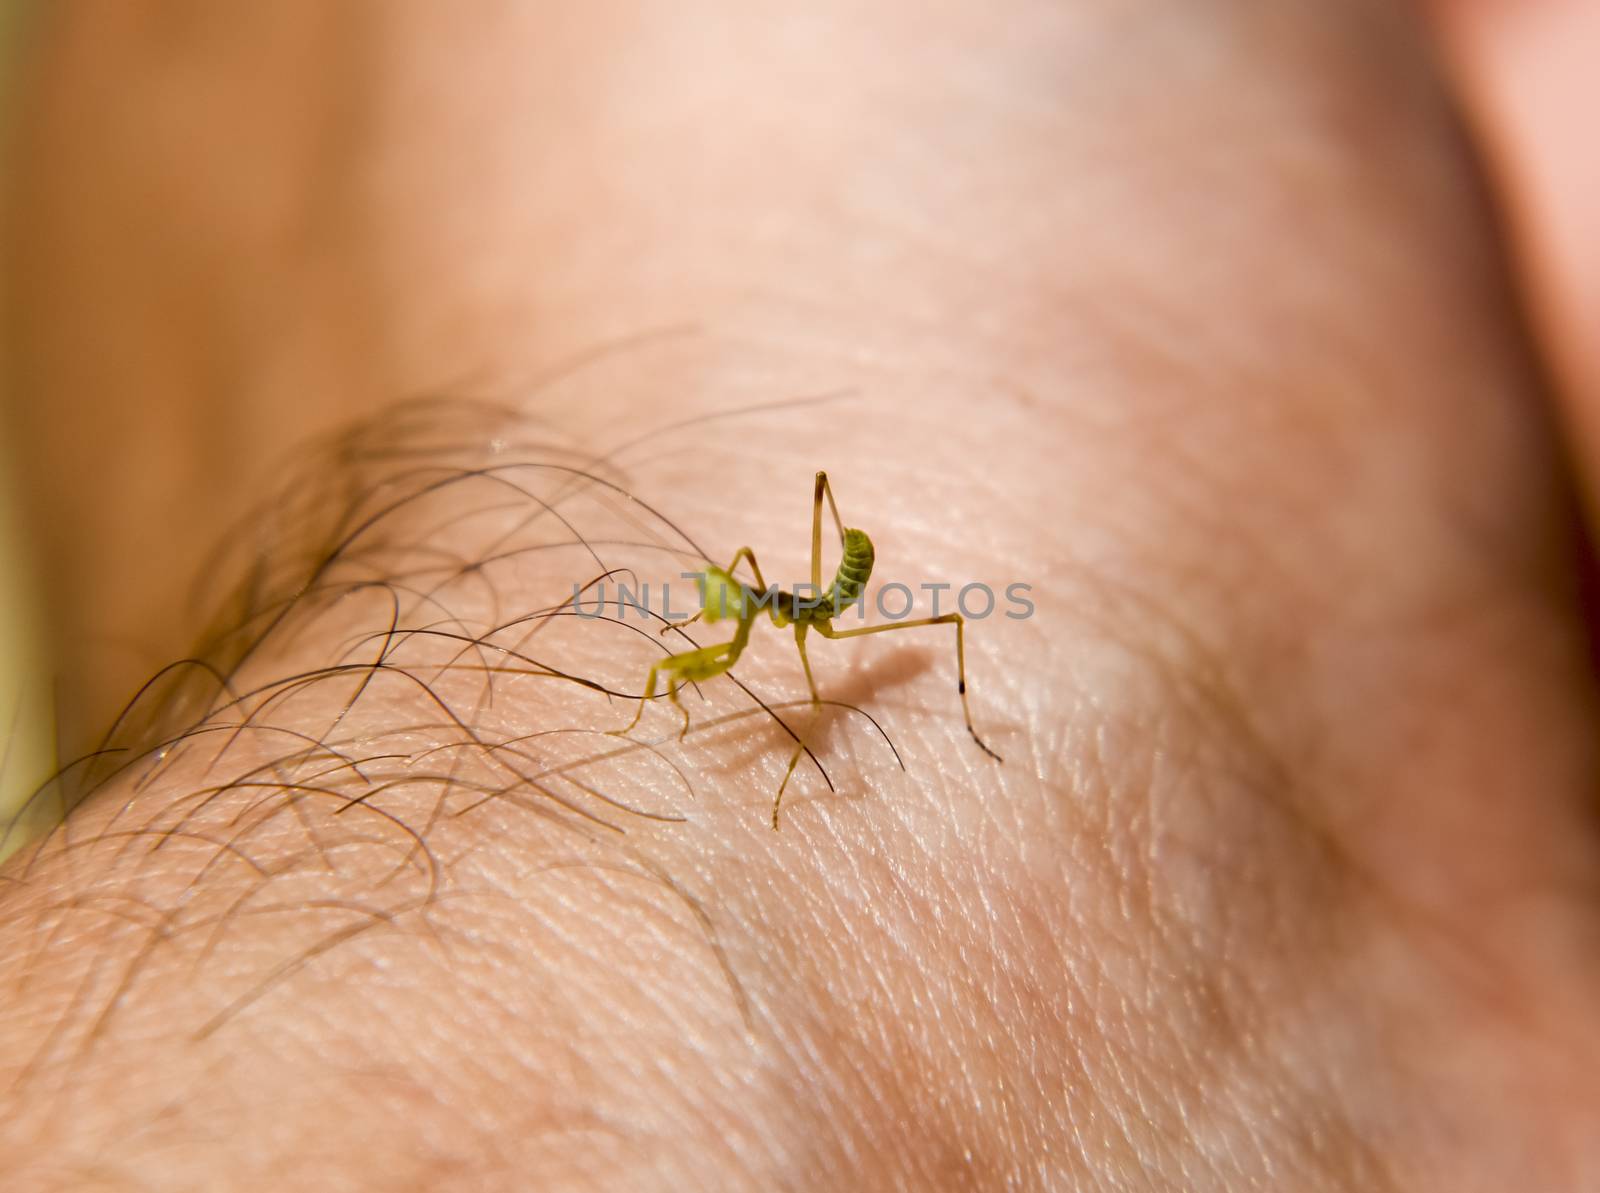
[0,2,55,849]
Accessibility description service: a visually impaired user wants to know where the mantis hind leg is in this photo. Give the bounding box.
[810,472,847,593]
[814,612,1003,762]
[770,623,820,831]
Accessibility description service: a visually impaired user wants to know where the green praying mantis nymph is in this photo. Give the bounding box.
[612,471,1002,828]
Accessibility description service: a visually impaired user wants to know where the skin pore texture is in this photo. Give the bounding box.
[4,2,1600,1190]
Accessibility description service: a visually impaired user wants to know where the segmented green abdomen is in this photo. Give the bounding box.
[829,528,875,609]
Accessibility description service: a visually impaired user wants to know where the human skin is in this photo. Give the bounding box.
[4,1,1600,1189]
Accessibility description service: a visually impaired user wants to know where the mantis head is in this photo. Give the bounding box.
[696,566,747,624]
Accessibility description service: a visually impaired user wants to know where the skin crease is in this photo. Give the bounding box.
[3,1,1600,1189]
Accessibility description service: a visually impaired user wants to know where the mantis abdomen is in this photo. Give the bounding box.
[828,528,874,609]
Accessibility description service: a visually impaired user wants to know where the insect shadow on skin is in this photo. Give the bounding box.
[612,470,1003,828]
